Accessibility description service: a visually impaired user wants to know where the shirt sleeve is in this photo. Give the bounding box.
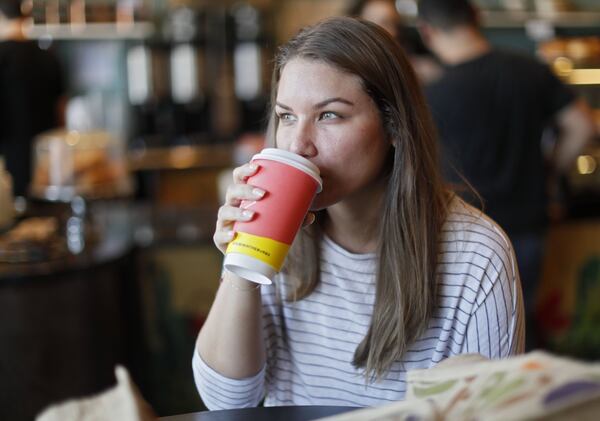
[461,225,525,358]
[192,349,266,410]
[539,61,576,118]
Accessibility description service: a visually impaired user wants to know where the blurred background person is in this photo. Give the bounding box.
[347,0,442,84]
[417,0,596,350]
[0,0,65,197]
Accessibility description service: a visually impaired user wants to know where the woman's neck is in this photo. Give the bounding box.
[324,179,385,254]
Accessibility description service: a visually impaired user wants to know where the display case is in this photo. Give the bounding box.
[30,130,133,202]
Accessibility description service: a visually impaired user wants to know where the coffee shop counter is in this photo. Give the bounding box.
[0,199,223,420]
[0,200,140,421]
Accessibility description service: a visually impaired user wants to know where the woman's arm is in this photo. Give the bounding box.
[196,271,266,379]
[193,163,268,408]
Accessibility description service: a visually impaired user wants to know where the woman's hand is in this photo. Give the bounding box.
[213,163,265,254]
[213,162,317,254]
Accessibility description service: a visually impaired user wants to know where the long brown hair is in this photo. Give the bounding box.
[266,17,449,380]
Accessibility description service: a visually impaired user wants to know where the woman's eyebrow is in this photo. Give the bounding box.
[275,102,292,111]
[315,97,354,108]
[275,98,355,111]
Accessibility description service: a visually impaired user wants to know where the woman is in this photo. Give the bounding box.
[348,0,405,39]
[347,0,443,84]
[194,17,523,409]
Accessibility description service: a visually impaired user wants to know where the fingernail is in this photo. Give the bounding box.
[249,164,258,170]
[242,210,254,219]
[252,188,265,198]
[226,231,235,239]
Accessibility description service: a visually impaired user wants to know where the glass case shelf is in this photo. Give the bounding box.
[405,10,600,29]
[25,22,154,40]
[481,10,600,28]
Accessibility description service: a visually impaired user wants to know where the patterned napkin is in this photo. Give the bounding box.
[320,351,600,420]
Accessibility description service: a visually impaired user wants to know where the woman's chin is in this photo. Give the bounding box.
[310,193,338,212]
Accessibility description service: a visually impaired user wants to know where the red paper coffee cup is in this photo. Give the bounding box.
[223,148,322,284]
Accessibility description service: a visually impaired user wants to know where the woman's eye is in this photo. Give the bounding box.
[320,111,339,120]
[278,113,296,122]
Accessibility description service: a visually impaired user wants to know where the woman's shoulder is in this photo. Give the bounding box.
[437,197,518,313]
[441,196,514,265]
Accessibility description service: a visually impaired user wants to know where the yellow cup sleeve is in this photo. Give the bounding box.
[225,232,291,271]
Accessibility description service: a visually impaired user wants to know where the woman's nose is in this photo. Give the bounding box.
[288,122,317,158]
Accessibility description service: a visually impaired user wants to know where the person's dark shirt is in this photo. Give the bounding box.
[425,49,575,234]
[397,25,431,56]
[0,40,64,196]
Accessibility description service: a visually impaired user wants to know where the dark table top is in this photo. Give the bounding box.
[160,406,359,421]
[0,200,134,282]
[0,200,218,283]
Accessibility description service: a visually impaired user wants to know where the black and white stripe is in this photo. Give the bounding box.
[193,197,525,409]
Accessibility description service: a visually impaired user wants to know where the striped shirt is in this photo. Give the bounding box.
[193,198,524,409]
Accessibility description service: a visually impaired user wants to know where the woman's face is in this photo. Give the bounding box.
[360,0,400,39]
[275,58,391,210]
